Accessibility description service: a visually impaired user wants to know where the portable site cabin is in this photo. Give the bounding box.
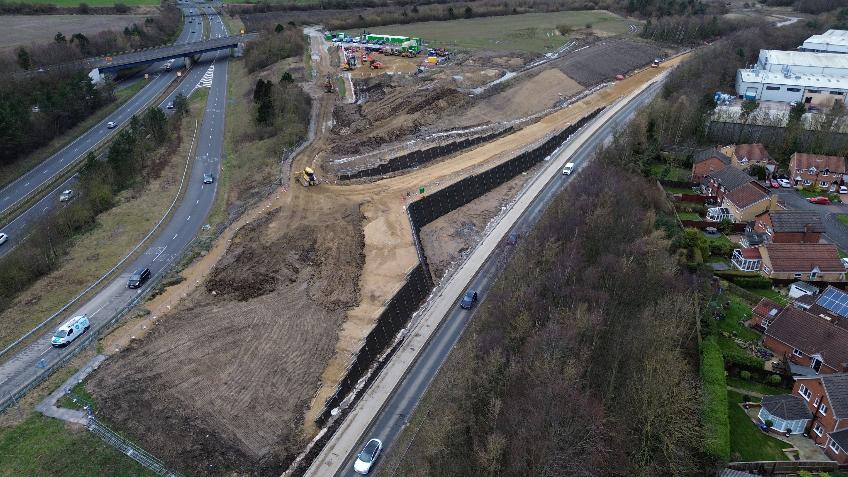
[366,34,411,45]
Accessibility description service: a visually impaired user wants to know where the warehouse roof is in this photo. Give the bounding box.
[804,30,848,47]
[738,69,848,90]
[760,50,848,69]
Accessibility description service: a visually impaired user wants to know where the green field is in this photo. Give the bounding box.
[15,0,159,6]
[345,10,637,52]
[728,390,790,461]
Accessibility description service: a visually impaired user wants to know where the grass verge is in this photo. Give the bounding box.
[728,390,790,461]
[837,214,848,227]
[0,93,205,352]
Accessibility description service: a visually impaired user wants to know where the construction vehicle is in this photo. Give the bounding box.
[324,74,334,93]
[371,61,384,69]
[298,167,317,186]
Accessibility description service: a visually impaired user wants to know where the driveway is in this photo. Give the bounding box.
[777,189,848,251]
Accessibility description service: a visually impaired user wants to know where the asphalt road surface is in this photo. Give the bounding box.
[336,79,666,477]
[0,5,206,258]
[0,4,230,410]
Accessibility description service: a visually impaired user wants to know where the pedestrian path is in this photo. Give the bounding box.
[35,354,106,425]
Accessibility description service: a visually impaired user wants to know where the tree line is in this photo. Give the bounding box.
[0,96,188,314]
[243,24,306,73]
[251,73,311,144]
[0,1,132,15]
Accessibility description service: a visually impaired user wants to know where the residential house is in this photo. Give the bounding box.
[808,286,848,331]
[757,394,812,434]
[790,152,847,189]
[792,374,848,463]
[691,148,731,182]
[722,143,777,176]
[763,306,848,375]
[723,182,772,222]
[756,210,824,244]
[731,247,762,272]
[750,298,783,330]
[702,167,755,203]
[760,243,846,282]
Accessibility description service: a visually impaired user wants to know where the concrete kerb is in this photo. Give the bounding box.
[0,120,200,388]
[302,69,672,477]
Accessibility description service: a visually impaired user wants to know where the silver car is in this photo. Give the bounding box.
[0,233,7,246]
[353,438,382,474]
[59,190,74,202]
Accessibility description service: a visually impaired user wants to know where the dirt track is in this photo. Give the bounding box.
[88,27,688,475]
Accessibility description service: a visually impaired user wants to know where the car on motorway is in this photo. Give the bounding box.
[203,173,214,184]
[0,233,7,246]
[353,438,382,475]
[808,196,832,205]
[106,121,116,129]
[127,267,151,289]
[768,179,780,189]
[59,190,74,202]
[460,289,478,309]
[777,178,792,188]
[562,162,575,175]
[51,314,90,347]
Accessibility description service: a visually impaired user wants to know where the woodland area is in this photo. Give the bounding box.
[388,158,708,476]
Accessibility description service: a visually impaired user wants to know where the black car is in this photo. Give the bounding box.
[128,268,151,289]
[460,290,478,309]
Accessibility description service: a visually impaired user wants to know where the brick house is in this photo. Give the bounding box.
[808,286,848,331]
[750,297,783,330]
[755,210,824,244]
[792,374,848,463]
[721,143,777,175]
[722,182,772,222]
[790,152,847,189]
[763,306,848,375]
[760,243,846,282]
[701,167,754,203]
[691,148,731,182]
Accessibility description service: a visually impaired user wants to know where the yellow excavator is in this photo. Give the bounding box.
[298,167,317,186]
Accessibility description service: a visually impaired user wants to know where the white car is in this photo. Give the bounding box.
[841,186,848,195]
[353,438,382,474]
[59,189,74,202]
[778,178,792,188]
[0,233,7,245]
[106,121,116,129]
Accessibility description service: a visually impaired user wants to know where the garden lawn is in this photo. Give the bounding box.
[719,295,760,342]
[726,377,790,396]
[678,211,701,221]
[649,163,692,182]
[728,390,790,461]
[744,287,788,305]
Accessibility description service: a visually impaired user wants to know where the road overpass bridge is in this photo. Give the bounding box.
[87,33,257,81]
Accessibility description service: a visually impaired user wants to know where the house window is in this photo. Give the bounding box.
[815,422,824,436]
[820,403,828,415]
[811,271,818,279]
[766,86,781,91]
[800,383,812,400]
[814,396,821,406]
[794,348,804,357]
[804,180,813,186]
[795,272,804,278]
[787,87,802,92]
[809,89,822,94]
[823,170,830,176]
[831,438,843,453]
[821,182,830,188]
[830,91,845,95]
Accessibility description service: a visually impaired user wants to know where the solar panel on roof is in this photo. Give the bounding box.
[816,287,848,318]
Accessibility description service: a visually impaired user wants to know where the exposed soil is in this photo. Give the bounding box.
[420,163,538,281]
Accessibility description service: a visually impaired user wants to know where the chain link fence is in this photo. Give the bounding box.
[88,416,184,477]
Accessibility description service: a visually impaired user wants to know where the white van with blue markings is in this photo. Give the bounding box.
[51,315,90,347]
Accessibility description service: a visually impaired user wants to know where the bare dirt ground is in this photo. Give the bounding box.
[0,14,149,52]
[555,37,664,86]
[420,163,539,281]
[87,23,688,474]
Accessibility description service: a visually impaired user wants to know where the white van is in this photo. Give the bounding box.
[562,162,576,175]
[51,314,90,347]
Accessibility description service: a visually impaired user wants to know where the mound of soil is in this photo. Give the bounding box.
[88,202,365,476]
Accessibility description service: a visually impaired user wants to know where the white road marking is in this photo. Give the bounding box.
[172,233,178,240]
[154,246,168,261]
[186,215,191,221]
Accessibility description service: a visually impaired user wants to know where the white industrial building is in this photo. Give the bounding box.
[802,29,848,54]
[736,68,848,105]
[756,50,848,77]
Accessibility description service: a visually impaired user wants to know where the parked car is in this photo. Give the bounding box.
[353,438,382,475]
[460,289,478,309]
[0,233,7,246]
[777,178,792,188]
[841,186,848,194]
[203,173,214,184]
[51,314,90,347]
[106,121,116,129]
[127,267,151,289]
[808,196,832,205]
[59,189,74,202]
[768,179,780,188]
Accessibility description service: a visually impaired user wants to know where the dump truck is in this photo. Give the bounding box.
[299,167,317,186]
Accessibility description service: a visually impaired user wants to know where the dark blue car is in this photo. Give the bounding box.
[460,290,478,309]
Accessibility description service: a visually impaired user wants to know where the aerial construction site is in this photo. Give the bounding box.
[20,10,684,476]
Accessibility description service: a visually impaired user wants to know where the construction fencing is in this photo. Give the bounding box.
[88,416,184,477]
[337,127,513,181]
[313,107,604,428]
